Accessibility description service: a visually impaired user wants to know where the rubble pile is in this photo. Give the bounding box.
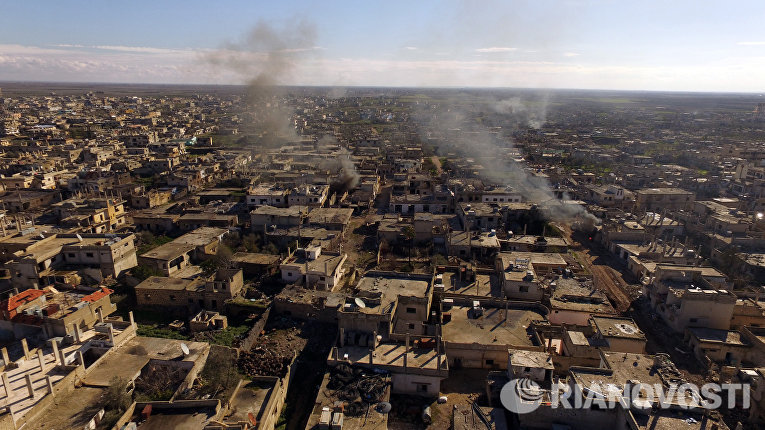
[326,363,390,416]
[238,344,294,377]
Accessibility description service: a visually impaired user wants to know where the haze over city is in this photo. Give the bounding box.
[2,0,765,91]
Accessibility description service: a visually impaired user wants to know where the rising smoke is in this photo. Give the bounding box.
[316,135,360,192]
[205,20,319,143]
[415,92,599,229]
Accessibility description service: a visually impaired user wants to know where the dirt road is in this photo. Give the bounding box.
[555,223,636,312]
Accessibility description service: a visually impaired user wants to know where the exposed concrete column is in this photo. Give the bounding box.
[58,349,67,367]
[1,372,9,397]
[1,347,9,366]
[96,308,104,323]
[20,338,30,360]
[37,349,45,371]
[339,328,345,348]
[404,334,409,371]
[46,376,54,396]
[371,331,377,351]
[72,324,81,343]
[77,350,85,369]
[108,325,115,345]
[25,374,34,399]
[505,301,509,326]
[51,341,60,366]
[129,311,135,327]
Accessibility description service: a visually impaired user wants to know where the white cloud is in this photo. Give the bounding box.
[2,43,765,92]
[737,41,765,46]
[93,45,191,54]
[563,52,580,57]
[476,47,517,53]
[404,46,418,50]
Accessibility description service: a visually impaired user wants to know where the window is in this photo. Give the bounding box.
[416,384,429,393]
[406,307,417,314]
[68,253,75,258]
[486,359,494,365]
[408,323,415,330]
[86,252,94,258]
[524,367,531,372]
[169,295,176,301]
[519,285,529,293]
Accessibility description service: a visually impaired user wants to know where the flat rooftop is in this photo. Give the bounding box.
[497,251,568,268]
[131,404,218,429]
[592,316,646,340]
[570,352,666,403]
[173,227,227,246]
[134,276,204,292]
[442,305,542,347]
[549,277,614,314]
[450,231,500,248]
[443,272,502,297]
[139,241,195,260]
[333,343,446,372]
[638,188,693,195]
[308,207,353,225]
[688,327,746,346]
[82,336,208,387]
[281,252,346,275]
[354,273,432,315]
[231,252,281,266]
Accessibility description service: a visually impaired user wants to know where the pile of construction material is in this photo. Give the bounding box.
[238,344,294,377]
[326,363,390,416]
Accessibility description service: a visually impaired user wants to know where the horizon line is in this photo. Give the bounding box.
[1,80,764,96]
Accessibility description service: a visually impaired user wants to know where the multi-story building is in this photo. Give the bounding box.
[51,197,128,233]
[8,233,138,289]
[635,187,695,212]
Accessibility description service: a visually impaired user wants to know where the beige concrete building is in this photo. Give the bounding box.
[496,252,568,301]
[635,187,695,212]
[279,246,347,291]
[135,268,244,312]
[51,197,127,233]
[644,265,735,333]
[9,233,137,289]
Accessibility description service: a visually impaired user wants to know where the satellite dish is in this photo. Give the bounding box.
[376,402,392,414]
[354,298,366,308]
[180,343,190,356]
[76,233,83,242]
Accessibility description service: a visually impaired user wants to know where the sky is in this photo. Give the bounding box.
[1,0,765,92]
